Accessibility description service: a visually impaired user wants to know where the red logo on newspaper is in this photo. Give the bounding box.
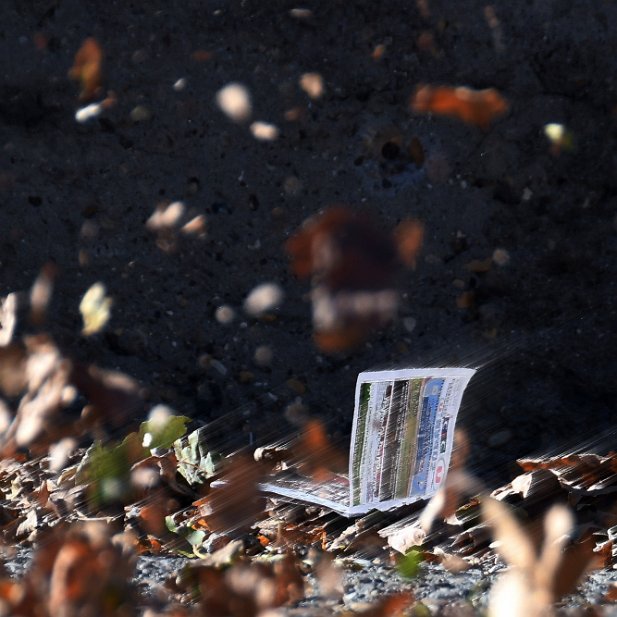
[434,459,446,486]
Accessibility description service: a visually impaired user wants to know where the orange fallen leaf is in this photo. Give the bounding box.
[199,455,265,533]
[411,84,509,129]
[394,220,424,268]
[68,38,103,101]
[356,592,415,617]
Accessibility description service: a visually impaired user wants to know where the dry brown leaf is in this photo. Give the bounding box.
[0,343,28,396]
[551,532,597,600]
[293,419,348,482]
[517,452,617,491]
[411,85,509,129]
[482,497,536,571]
[0,335,72,456]
[71,363,143,430]
[606,582,617,602]
[352,593,414,617]
[69,38,103,101]
[419,470,483,533]
[200,455,265,533]
[188,553,304,616]
[315,552,344,599]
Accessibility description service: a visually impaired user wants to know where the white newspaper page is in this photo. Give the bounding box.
[349,368,476,512]
[261,367,475,516]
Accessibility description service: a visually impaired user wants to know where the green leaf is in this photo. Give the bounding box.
[80,440,132,506]
[173,426,221,485]
[164,514,207,557]
[397,548,424,579]
[139,414,190,451]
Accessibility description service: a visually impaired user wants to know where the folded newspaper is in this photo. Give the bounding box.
[261,368,476,516]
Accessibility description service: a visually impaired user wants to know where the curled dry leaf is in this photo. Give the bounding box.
[387,523,427,555]
[411,85,509,129]
[47,523,137,617]
[419,470,483,533]
[68,38,103,101]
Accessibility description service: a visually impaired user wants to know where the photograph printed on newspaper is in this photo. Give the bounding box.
[261,367,476,516]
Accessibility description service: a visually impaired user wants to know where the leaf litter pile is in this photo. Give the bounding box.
[0,279,616,617]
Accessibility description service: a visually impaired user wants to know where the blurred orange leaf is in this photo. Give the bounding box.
[69,38,103,101]
[411,85,509,129]
[286,207,423,351]
[294,419,347,482]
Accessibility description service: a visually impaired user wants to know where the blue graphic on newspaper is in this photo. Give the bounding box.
[411,378,444,494]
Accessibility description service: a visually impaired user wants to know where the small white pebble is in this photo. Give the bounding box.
[215,304,236,324]
[402,317,417,333]
[75,103,103,123]
[492,248,510,266]
[250,121,280,141]
[299,72,324,99]
[289,7,313,19]
[130,105,151,122]
[243,283,284,316]
[254,345,273,366]
[216,83,252,122]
